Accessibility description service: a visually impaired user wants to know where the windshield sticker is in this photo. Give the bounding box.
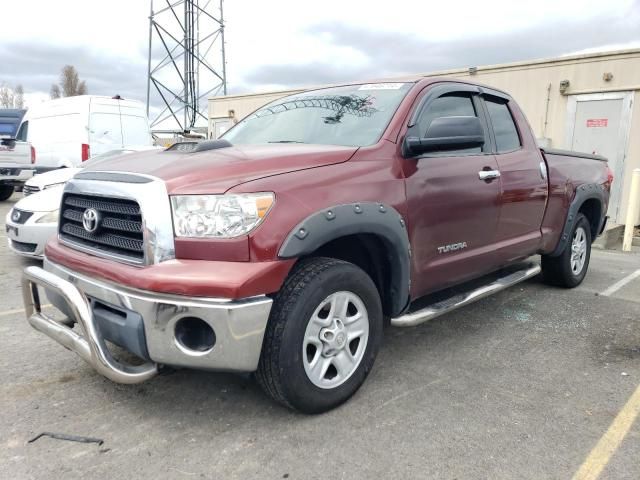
[358,83,405,91]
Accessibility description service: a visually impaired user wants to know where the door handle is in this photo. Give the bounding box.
[478,170,501,181]
[539,161,548,180]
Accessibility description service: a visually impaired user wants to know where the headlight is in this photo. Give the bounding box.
[44,182,65,190]
[170,193,274,238]
[35,210,59,224]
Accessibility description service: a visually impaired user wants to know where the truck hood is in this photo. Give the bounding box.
[83,144,359,194]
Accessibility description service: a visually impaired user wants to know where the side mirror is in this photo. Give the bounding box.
[405,116,485,156]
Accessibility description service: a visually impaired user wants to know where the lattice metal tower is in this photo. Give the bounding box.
[146,0,227,133]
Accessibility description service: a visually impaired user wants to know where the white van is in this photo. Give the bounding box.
[17,95,153,171]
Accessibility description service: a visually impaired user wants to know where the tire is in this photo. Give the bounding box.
[0,185,14,201]
[541,213,592,288]
[256,257,383,413]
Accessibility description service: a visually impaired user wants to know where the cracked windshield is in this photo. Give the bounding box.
[223,83,412,147]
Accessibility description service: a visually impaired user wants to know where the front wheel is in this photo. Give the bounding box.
[0,185,14,201]
[541,212,592,288]
[256,257,383,413]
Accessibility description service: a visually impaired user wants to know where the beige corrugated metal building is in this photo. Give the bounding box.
[209,49,640,224]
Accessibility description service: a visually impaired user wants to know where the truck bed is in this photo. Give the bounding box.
[540,147,610,253]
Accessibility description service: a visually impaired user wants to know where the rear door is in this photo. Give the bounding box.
[212,118,234,139]
[402,84,502,297]
[482,93,548,262]
[89,114,123,156]
[89,98,124,156]
[118,99,152,147]
[120,115,153,147]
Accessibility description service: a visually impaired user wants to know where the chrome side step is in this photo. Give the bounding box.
[391,263,541,327]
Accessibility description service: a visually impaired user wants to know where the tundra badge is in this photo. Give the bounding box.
[437,242,468,254]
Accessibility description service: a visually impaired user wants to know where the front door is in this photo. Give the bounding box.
[567,92,633,222]
[402,87,502,297]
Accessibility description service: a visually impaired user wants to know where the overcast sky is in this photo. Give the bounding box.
[1,0,638,126]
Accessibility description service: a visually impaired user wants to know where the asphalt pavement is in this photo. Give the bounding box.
[1,195,639,480]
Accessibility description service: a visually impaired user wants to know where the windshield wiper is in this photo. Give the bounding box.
[268,140,305,144]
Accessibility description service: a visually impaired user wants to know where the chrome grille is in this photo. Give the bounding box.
[59,193,144,262]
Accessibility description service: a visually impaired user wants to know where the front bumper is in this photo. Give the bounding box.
[5,212,56,258]
[22,259,274,384]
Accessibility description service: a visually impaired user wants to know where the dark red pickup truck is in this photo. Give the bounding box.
[22,78,612,413]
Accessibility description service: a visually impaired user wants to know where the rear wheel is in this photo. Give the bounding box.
[542,213,591,288]
[256,257,383,413]
[0,185,14,201]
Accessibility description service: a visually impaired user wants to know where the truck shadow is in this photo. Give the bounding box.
[105,278,547,423]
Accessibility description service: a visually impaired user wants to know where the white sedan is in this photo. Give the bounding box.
[21,146,160,196]
[22,166,79,196]
[6,147,160,258]
[6,185,64,258]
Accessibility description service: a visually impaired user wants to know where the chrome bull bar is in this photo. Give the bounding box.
[22,265,158,384]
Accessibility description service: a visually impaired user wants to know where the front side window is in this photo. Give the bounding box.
[485,98,521,152]
[416,93,481,155]
[222,83,413,148]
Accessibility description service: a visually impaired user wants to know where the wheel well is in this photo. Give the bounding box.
[301,234,394,317]
[578,198,602,239]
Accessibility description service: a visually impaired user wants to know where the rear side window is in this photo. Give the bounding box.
[485,99,521,152]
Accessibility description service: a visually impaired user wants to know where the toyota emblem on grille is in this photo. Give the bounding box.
[82,208,100,233]
[11,210,20,222]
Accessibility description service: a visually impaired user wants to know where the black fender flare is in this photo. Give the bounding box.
[278,202,411,316]
[550,183,607,257]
